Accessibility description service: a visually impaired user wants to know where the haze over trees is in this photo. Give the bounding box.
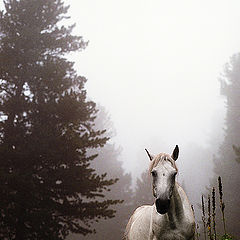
[0,0,120,239]
[209,53,240,238]
[133,170,154,207]
[71,106,134,240]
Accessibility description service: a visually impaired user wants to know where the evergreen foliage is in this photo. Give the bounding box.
[0,0,120,239]
[211,53,240,238]
[70,106,133,240]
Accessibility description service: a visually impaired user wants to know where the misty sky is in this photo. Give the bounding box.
[64,0,240,175]
[1,0,240,177]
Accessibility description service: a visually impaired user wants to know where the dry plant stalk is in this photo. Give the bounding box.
[196,223,200,240]
[201,195,207,240]
[207,195,213,240]
[218,176,226,236]
[212,187,217,240]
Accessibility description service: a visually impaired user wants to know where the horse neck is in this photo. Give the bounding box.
[167,183,185,223]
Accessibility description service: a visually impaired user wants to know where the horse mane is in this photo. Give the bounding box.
[149,153,178,174]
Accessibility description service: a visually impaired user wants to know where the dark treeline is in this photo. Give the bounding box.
[0,0,239,240]
[0,0,121,239]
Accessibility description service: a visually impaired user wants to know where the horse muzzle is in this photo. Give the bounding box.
[155,198,170,214]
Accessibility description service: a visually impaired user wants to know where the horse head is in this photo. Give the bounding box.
[145,145,179,214]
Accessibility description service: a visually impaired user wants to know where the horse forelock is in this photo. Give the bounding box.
[149,153,178,174]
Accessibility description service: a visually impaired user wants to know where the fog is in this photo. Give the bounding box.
[63,2,240,237]
[0,0,238,179]
[0,0,239,239]
[65,0,240,180]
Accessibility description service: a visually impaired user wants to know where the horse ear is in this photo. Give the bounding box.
[145,149,154,161]
[171,145,179,161]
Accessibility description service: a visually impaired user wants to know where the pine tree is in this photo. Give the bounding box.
[70,106,134,240]
[0,0,119,239]
[211,53,240,238]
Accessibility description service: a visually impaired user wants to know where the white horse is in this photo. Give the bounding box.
[124,145,195,240]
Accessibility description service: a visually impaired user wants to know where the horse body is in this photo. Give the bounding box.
[124,146,195,240]
[150,183,195,240]
[126,205,152,240]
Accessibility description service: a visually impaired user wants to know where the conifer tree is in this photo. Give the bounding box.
[72,106,133,240]
[0,0,119,239]
[211,53,240,238]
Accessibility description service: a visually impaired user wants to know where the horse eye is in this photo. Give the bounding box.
[151,170,157,177]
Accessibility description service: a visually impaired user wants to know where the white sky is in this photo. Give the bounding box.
[65,0,240,174]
